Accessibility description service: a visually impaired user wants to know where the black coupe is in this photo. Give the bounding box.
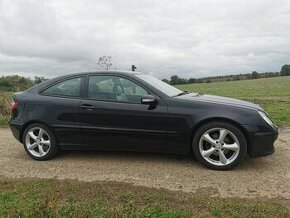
[9,71,278,170]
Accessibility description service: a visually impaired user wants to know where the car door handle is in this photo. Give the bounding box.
[81,104,95,110]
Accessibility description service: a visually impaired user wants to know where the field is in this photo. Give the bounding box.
[0,77,290,217]
[177,76,290,126]
[0,178,288,217]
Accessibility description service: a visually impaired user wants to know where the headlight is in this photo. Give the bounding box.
[258,110,274,127]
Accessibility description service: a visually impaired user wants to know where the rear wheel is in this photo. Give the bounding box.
[23,123,59,160]
[192,121,247,170]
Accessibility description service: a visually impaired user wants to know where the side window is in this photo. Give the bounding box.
[88,75,149,103]
[42,77,81,97]
[119,78,148,96]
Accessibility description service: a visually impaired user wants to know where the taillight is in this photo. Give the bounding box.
[11,101,18,111]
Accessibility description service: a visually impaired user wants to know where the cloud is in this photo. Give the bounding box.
[0,0,290,79]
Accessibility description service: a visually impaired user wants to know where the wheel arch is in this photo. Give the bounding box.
[190,117,250,153]
[20,120,56,143]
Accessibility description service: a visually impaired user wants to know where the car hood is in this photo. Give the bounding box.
[176,93,263,111]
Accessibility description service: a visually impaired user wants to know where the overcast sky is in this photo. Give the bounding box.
[0,0,290,79]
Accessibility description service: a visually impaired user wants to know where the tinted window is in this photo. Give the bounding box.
[88,75,149,103]
[42,77,81,97]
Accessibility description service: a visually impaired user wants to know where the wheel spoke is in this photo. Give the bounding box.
[223,143,239,151]
[38,129,44,139]
[28,131,37,141]
[218,150,228,165]
[202,134,216,145]
[219,129,228,142]
[41,140,50,146]
[28,142,38,150]
[201,147,215,158]
[38,145,45,156]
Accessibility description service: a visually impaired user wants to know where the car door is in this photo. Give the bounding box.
[40,76,84,147]
[79,74,170,152]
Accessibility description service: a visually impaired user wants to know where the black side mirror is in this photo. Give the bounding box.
[141,95,158,105]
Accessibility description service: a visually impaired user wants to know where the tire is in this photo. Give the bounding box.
[22,123,59,160]
[192,121,247,170]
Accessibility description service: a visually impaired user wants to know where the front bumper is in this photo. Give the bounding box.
[241,124,278,157]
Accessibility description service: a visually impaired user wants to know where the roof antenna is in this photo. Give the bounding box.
[131,65,137,71]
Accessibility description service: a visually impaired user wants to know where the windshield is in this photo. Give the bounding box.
[136,74,183,97]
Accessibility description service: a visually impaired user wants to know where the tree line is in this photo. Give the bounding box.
[1,65,290,91]
[162,64,290,85]
[0,75,47,92]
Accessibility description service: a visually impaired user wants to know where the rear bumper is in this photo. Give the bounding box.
[9,119,22,142]
[241,124,278,158]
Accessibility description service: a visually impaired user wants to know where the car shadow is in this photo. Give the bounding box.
[56,150,197,164]
[53,150,273,171]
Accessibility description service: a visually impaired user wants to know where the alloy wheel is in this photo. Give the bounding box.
[25,127,51,157]
[199,128,240,166]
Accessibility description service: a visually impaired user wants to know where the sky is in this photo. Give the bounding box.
[0,0,290,79]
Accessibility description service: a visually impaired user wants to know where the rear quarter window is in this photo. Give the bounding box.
[41,77,81,97]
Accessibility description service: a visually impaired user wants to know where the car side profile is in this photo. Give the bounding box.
[9,71,278,170]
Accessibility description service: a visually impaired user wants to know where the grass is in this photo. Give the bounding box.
[177,76,290,126]
[0,178,288,217]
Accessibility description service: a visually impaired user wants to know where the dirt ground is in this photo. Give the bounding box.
[0,127,289,203]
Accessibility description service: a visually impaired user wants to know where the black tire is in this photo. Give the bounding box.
[22,123,59,161]
[192,121,247,170]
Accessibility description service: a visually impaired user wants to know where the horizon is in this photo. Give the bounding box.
[0,68,283,80]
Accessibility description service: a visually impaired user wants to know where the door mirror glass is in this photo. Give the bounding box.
[141,95,158,105]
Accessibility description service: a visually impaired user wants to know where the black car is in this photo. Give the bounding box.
[9,71,278,170]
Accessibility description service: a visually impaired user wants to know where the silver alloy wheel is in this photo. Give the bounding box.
[25,127,51,157]
[199,128,240,166]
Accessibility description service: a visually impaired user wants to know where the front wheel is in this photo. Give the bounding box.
[23,123,59,160]
[192,122,247,170]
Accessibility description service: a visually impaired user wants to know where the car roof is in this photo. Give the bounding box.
[85,70,144,76]
[57,70,144,78]
[52,70,146,80]
[25,70,146,93]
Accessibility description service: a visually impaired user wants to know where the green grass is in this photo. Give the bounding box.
[0,116,9,126]
[177,76,290,126]
[0,178,288,218]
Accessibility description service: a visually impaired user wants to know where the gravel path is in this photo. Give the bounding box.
[1,127,290,201]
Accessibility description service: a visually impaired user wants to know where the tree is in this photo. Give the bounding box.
[0,75,33,92]
[251,71,259,79]
[162,79,169,84]
[34,76,47,85]
[170,75,187,85]
[170,75,179,85]
[280,65,290,76]
[234,76,240,81]
[188,78,196,84]
[196,79,204,83]
[97,56,112,70]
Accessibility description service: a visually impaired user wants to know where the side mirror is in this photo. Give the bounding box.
[141,95,158,105]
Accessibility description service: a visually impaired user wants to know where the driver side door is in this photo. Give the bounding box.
[79,74,170,152]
